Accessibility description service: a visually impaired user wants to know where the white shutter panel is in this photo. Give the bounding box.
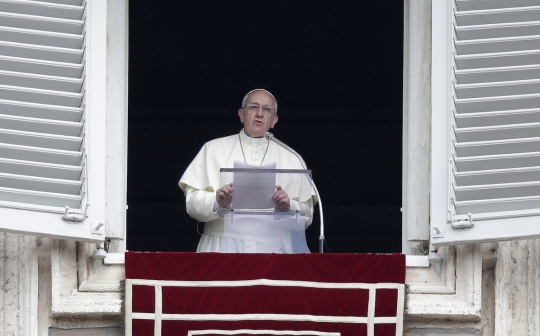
[432,0,540,247]
[0,0,105,243]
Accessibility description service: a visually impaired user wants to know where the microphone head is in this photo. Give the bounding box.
[265,132,274,140]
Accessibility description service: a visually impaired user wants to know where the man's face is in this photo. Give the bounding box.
[238,91,278,137]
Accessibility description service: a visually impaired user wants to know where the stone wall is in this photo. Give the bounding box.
[0,233,124,336]
[405,239,540,336]
[1,231,539,335]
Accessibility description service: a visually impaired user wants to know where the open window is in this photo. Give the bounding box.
[431,0,540,247]
[127,1,403,254]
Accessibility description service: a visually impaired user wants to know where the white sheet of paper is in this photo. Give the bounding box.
[233,161,277,209]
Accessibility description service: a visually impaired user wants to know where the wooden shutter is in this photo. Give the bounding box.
[0,0,105,242]
[432,0,540,247]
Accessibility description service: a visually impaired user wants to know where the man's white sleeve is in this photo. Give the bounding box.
[290,198,314,228]
[184,186,220,222]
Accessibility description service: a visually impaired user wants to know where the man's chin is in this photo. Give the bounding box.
[245,127,266,138]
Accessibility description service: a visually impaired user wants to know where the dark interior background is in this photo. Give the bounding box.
[127,1,404,253]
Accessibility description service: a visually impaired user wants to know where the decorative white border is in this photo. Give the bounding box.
[154,285,162,336]
[125,279,405,336]
[132,313,398,324]
[187,329,341,336]
[129,278,404,290]
[102,254,425,268]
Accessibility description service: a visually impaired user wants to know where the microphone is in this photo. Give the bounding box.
[265,132,326,253]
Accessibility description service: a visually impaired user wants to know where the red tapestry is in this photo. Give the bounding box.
[125,253,405,336]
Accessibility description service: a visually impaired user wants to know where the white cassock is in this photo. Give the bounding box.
[178,129,316,253]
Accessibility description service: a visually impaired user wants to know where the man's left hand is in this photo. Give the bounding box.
[273,185,291,211]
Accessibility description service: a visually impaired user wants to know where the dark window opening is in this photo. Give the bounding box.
[127,1,404,253]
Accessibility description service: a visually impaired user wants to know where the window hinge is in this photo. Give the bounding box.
[62,203,89,222]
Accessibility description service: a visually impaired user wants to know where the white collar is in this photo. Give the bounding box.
[240,129,269,145]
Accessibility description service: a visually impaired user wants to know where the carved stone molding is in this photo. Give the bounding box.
[51,241,124,325]
[406,244,482,320]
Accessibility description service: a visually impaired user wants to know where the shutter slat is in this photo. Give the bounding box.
[456,50,540,69]
[0,26,83,49]
[0,99,81,121]
[456,7,540,26]
[456,65,540,84]
[456,21,540,40]
[0,55,82,77]
[0,114,82,136]
[456,108,540,128]
[455,196,540,214]
[456,152,540,172]
[0,143,81,165]
[455,94,540,113]
[0,70,82,92]
[456,35,540,55]
[0,11,83,34]
[455,122,540,142]
[0,0,84,20]
[456,166,540,186]
[455,137,540,157]
[456,0,539,12]
[0,158,81,180]
[41,0,83,6]
[0,41,82,63]
[0,186,81,207]
[0,128,82,151]
[0,84,82,106]
[0,172,81,194]
[456,79,540,99]
[456,181,540,201]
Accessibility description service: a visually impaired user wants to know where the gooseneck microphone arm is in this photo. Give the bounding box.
[265,132,325,253]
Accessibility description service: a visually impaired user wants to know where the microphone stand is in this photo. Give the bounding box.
[265,132,325,253]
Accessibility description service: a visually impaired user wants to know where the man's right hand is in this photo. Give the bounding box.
[216,183,234,208]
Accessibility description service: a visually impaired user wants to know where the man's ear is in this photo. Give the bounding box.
[271,115,278,128]
[238,109,245,123]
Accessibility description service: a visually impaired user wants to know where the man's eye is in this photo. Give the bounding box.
[248,105,259,110]
[262,107,272,113]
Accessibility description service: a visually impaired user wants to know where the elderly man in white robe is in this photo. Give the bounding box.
[179,89,315,253]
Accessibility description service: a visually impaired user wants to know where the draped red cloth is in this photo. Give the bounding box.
[125,252,405,336]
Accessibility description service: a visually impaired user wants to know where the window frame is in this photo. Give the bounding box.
[402,0,432,255]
